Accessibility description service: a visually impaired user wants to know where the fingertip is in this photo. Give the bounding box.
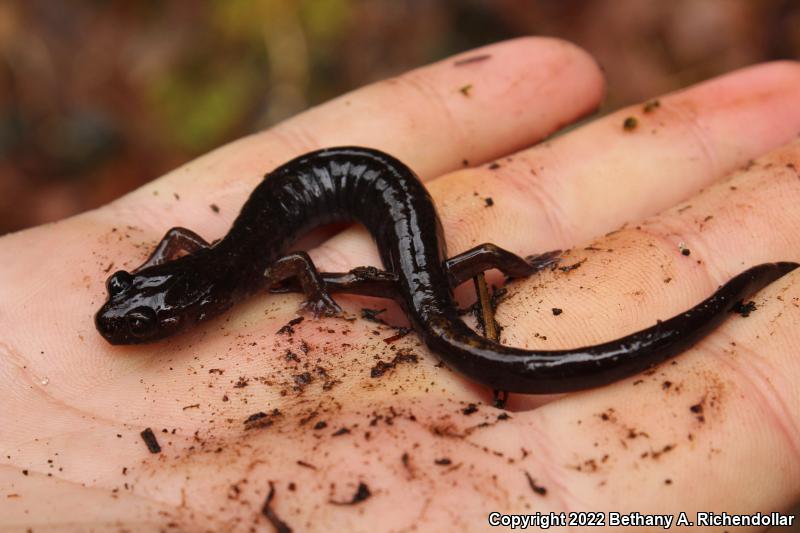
[472,36,607,113]
[671,60,800,163]
[430,36,605,163]
[285,36,608,180]
[734,59,800,84]
[505,36,607,94]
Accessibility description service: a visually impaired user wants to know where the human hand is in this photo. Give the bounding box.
[2,38,800,531]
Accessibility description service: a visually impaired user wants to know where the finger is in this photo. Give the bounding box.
[497,140,800,351]
[485,140,800,518]
[311,61,800,271]
[104,37,604,240]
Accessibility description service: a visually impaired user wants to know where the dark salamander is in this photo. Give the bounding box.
[95,147,798,393]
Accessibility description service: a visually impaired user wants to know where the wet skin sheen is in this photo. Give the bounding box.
[95,147,798,393]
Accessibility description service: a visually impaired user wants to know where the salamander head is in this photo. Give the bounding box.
[95,264,226,345]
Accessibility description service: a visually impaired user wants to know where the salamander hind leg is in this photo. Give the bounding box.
[264,252,343,317]
[135,227,210,272]
[444,243,561,287]
[269,266,400,300]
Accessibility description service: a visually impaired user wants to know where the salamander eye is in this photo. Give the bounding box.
[107,270,133,295]
[126,307,157,338]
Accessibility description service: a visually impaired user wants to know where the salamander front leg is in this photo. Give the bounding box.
[270,266,400,300]
[264,252,344,317]
[135,227,210,272]
[443,243,561,287]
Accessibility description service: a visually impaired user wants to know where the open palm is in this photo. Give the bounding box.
[2,38,799,531]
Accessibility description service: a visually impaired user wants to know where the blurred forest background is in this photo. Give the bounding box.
[2,0,800,235]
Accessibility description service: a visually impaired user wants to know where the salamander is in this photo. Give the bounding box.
[95,147,798,393]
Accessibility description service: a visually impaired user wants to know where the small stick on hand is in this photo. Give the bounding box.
[473,272,509,408]
[473,272,498,340]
